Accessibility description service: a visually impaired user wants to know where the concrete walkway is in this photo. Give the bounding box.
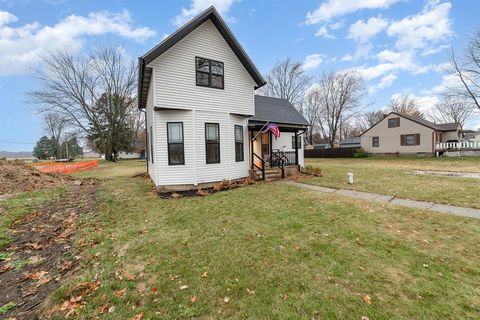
[281,180,480,219]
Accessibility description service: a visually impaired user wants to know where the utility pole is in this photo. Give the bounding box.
[65,133,69,159]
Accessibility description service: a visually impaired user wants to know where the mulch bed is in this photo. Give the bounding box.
[0,179,100,319]
[157,178,256,199]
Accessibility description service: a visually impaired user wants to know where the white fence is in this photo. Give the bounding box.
[435,141,480,150]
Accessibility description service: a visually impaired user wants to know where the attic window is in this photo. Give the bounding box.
[196,57,224,89]
[388,117,400,128]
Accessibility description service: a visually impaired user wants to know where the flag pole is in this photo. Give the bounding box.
[251,121,269,141]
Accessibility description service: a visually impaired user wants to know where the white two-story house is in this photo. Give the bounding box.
[138,6,309,191]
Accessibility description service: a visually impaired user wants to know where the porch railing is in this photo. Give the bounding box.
[436,141,480,150]
[252,152,265,180]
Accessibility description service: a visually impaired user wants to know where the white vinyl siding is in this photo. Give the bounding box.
[154,110,249,187]
[271,132,304,167]
[148,20,255,116]
[145,77,156,184]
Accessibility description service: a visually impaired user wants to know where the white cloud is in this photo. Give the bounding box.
[174,0,239,26]
[342,43,373,61]
[306,0,399,24]
[387,1,452,50]
[0,10,17,26]
[368,73,397,94]
[348,16,388,43]
[0,10,155,76]
[354,49,430,80]
[315,26,335,39]
[302,54,325,71]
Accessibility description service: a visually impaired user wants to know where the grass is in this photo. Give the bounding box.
[0,188,66,250]
[72,159,146,179]
[3,159,480,318]
[300,157,480,208]
[54,162,480,319]
[0,302,16,315]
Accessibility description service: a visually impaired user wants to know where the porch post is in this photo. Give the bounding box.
[250,130,254,169]
[269,131,273,166]
[294,132,299,166]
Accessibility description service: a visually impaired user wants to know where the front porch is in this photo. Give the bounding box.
[248,121,306,180]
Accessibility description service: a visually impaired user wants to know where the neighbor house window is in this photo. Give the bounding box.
[372,136,379,147]
[292,135,302,149]
[196,57,224,89]
[167,122,184,165]
[149,126,154,163]
[234,125,244,162]
[205,123,220,163]
[388,117,400,128]
[401,134,420,146]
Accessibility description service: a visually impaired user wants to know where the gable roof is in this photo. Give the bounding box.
[250,95,310,126]
[138,6,266,109]
[360,111,459,136]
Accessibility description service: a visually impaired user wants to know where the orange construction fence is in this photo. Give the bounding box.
[35,160,99,174]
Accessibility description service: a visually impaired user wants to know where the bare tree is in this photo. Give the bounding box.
[338,118,362,140]
[430,95,474,128]
[449,31,480,110]
[314,70,365,147]
[258,58,312,108]
[299,90,320,145]
[356,110,385,132]
[29,45,138,161]
[43,112,71,159]
[388,94,423,117]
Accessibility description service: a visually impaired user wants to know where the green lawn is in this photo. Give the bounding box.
[2,160,480,319]
[300,157,480,209]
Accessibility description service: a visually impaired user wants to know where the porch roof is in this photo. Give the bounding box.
[249,95,310,127]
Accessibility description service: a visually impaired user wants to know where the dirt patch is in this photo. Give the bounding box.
[412,170,480,179]
[0,160,77,197]
[0,179,100,319]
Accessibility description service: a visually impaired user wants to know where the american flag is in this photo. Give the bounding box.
[262,123,280,139]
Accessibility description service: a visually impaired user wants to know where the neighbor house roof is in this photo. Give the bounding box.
[138,6,266,109]
[249,95,310,127]
[339,137,361,145]
[360,112,460,136]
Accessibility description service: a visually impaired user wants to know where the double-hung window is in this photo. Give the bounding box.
[205,123,220,163]
[196,57,224,89]
[401,134,420,146]
[291,135,302,149]
[234,125,244,162]
[372,136,379,147]
[167,122,184,165]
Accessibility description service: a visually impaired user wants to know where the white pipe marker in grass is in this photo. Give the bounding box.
[347,172,354,184]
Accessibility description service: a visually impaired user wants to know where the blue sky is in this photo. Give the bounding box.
[0,0,479,151]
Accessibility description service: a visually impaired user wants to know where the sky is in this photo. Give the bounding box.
[0,0,479,151]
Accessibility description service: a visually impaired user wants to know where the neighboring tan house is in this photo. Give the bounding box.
[360,112,461,156]
[138,7,308,191]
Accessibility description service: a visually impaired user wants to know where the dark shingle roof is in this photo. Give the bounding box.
[399,113,459,131]
[250,95,310,126]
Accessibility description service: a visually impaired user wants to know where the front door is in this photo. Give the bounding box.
[260,132,270,161]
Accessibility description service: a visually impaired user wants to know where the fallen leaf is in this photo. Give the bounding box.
[363,295,372,305]
[223,297,230,303]
[169,274,179,281]
[201,271,208,278]
[190,295,197,303]
[114,288,127,297]
[133,313,143,320]
[150,287,158,294]
[179,285,188,290]
[246,288,255,295]
[281,293,288,300]
[108,306,116,313]
[361,316,369,320]
[127,274,136,281]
